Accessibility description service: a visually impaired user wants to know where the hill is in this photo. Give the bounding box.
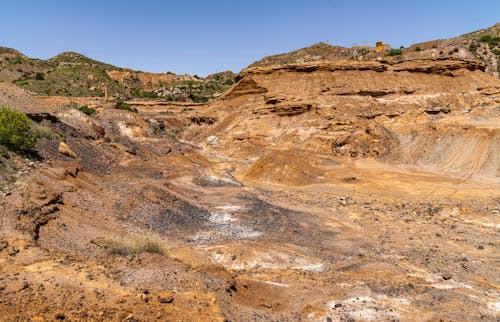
[0,48,235,101]
[249,23,500,77]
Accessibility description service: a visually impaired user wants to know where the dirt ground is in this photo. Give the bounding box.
[0,58,499,321]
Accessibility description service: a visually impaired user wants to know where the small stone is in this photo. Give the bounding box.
[58,142,77,158]
[477,245,485,250]
[8,247,19,256]
[158,293,174,304]
[20,281,29,290]
[334,303,342,308]
[442,273,452,280]
[54,313,65,320]
[231,255,237,260]
[0,241,8,251]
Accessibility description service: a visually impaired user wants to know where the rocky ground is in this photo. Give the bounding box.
[0,57,499,321]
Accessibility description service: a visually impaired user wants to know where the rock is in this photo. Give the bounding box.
[477,245,485,250]
[442,273,452,280]
[231,255,237,260]
[65,166,80,178]
[158,293,174,304]
[8,247,19,256]
[58,142,77,158]
[54,313,65,320]
[0,241,8,251]
[334,303,342,308]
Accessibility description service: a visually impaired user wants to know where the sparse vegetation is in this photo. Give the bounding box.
[115,100,138,113]
[415,47,422,52]
[100,239,165,256]
[188,93,209,103]
[31,121,53,139]
[139,91,159,99]
[68,102,96,116]
[469,42,479,52]
[0,107,38,151]
[479,35,500,44]
[387,48,403,56]
[78,105,96,116]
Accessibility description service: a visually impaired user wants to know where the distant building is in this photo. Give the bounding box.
[376,42,391,52]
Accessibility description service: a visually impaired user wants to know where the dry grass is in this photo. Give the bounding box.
[100,239,165,256]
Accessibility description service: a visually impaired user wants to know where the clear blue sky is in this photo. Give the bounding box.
[1,0,498,76]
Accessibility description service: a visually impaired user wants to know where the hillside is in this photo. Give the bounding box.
[0,48,235,101]
[249,23,500,77]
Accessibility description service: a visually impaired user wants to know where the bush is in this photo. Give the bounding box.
[415,47,422,52]
[0,107,38,151]
[469,43,479,52]
[188,93,209,103]
[35,72,45,80]
[140,91,159,99]
[387,48,403,56]
[115,100,138,113]
[77,105,96,116]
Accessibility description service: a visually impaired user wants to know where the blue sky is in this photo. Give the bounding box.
[1,0,498,76]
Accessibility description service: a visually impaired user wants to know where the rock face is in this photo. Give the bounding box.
[0,54,499,321]
[190,58,499,182]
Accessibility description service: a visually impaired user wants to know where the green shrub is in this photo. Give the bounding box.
[140,91,159,99]
[115,100,138,113]
[469,43,479,52]
[0,107,38,151]
[387,48,403,56]
[479,35,500,45]
[415,47,422,52]
[188,93,209,103]
[35,72,45,80]
[77,105,96,116]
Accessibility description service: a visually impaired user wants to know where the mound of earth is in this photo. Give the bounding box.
[244,150,324,186]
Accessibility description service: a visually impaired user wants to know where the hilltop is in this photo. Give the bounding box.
[250,23,500,77]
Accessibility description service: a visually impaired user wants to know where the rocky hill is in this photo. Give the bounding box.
[250,23,500,77]
[0,47,235,101]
